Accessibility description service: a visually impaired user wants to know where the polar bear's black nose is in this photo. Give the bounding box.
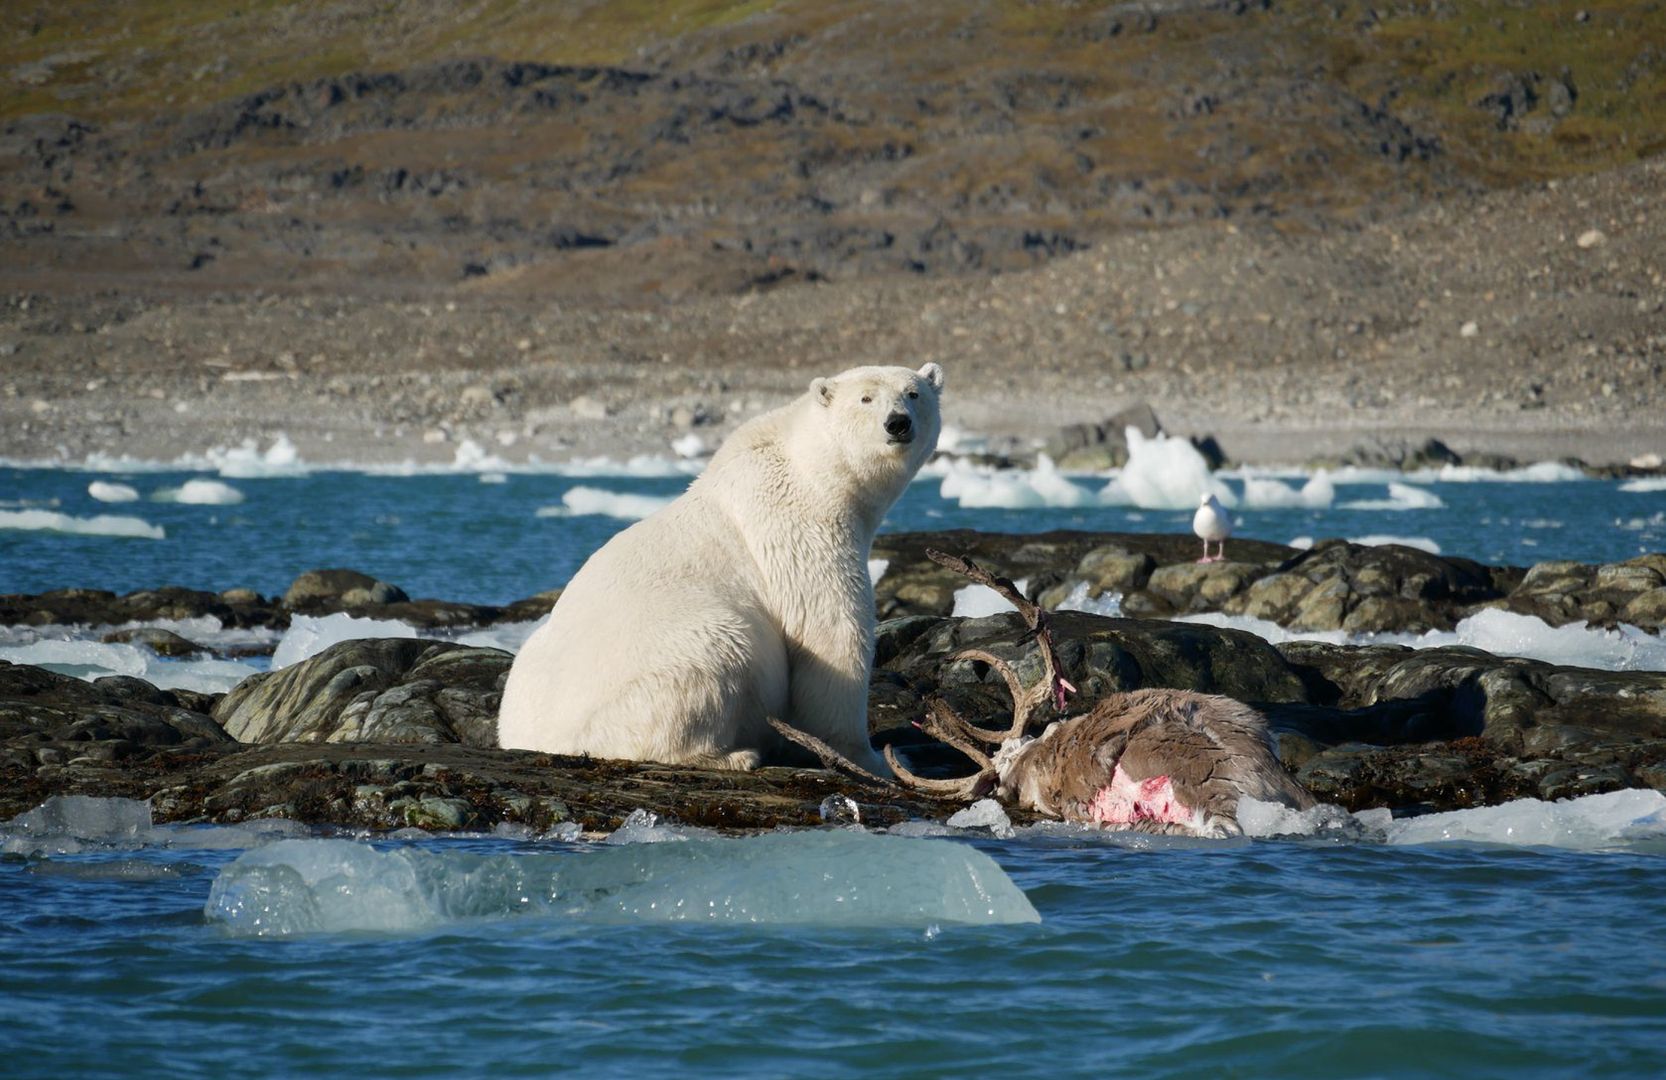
[885,412,914,442]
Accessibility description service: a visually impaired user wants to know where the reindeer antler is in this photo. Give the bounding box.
[881,550,1080,801]
[883,700,996,798]
[924,548,1076,725]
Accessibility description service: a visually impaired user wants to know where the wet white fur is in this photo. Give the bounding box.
[498,363,944,773]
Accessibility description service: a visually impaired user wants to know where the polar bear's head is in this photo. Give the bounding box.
[807,362,944,491]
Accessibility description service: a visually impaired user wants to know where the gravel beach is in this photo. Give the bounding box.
[3,3,1663,469]
[5,156,1664,470]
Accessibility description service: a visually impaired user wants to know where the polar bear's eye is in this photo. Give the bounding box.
[907,390,919,399]
[861,394,873,404]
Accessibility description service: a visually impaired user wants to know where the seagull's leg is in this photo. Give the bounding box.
[1198,536,1210,564]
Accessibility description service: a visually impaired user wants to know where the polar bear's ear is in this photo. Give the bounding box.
[811,377,834,407]
[917,362,945,391]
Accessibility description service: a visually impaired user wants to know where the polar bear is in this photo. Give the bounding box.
[498,362,945,774]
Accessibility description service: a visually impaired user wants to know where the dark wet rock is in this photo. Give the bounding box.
[0,659,233,774]
[1142,560,1259,612]
[213,638,510,747]
[1314,436,1463,471]
[0,576,561,639]
[7,741,967,834]
[1220,539,1511,633]
[1044,402,1165,470]
[1504,554,1666,631]
[100,627,204,657]
[875,530,1666,635]
[0,585,281,629]
[498,588,563,623]
[1075,545,1157,595]
[282,568,410,610]
[871,529,1298,619]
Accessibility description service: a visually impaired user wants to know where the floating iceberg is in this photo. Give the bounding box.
[208,434,309,478]
[87,480,140,503]
[0,509,165,539]
[1348,534,1442,554]
[1434,461,1587,483]
[1099,429,1231,511]
[153,478,245,505]
[536,486,674,521]
[937,455,1095,510]
[2,795,306,856]
[1239,472,1335,509]
[1339,482,1446,512]
[205,830,1041,935]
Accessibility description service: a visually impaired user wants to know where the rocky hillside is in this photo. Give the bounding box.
[5,1,1664,300]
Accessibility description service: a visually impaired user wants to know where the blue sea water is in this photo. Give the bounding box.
[2,818,1665,1078]
[4,453,1666,1076]
[3,461,1664,601]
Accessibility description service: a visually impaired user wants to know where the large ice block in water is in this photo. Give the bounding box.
[205,831,1040,936]
[9,795,153,841]
[3,795,155,854]
[1098,429,1228,510]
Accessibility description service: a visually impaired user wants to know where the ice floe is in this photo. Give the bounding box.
[536,486,675,520]
[152,478,245,505]
[1239,472,1336,509]
[2,795,307,857]
[87,480,140,503]
[1347,534,1442,553]
[952,577,1029,618]
[0,637,260,694]
[1620,477,1666,493]
[203,829,1040,934]
[1339,482,1446,512]
[938,455,1096,509]
[208,434,309,478]
[1100,429,1232,510]
[1433,461,1587,483]
[550,454,705,478]
[936,424,991,456]
[0,508,165,540]
[946,798,1016,839]
[670,433,708,459]
[271,612,425,670]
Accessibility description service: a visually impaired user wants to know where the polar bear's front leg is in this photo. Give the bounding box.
[785,641,892,777]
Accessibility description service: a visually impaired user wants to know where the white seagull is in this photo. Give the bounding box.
[1192,492,1232,563]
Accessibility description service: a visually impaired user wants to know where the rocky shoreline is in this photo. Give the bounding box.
[5,530,1664,831]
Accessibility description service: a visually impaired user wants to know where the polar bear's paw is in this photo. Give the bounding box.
[686,748,764,772]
